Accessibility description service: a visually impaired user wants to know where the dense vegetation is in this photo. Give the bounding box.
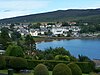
[68,63,82,75]
[0,9,100,23]
[0,56,6,69]
[34,64,49,75]
[52,63,72,75]
[9,57,27,72]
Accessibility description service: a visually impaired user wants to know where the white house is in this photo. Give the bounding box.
[30,29,39,36]
[51,27,67,36]
[0,50,5,55]
[30,31,38,36]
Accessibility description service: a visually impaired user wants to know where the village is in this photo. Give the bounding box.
[0,22,82,38]
[1,22,100,38]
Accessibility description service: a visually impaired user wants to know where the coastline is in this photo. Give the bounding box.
[33,36,100,42]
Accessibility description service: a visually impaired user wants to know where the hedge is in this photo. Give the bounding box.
[53,63,72,75]
[0,56,6,69]
[76,62,94,73]
[27,59,69,70]
[2,56,95,73]
[9,57,28,72]
[34,64,49,75]
[68,63,82,75]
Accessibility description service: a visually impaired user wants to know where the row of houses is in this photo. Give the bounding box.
[0,23,81,37]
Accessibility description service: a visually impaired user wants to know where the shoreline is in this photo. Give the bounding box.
[34,36,100,42]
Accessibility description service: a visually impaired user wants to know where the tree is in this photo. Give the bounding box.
[11,31,21,41]
[10,24,15,31]
[62,22,70,26]
[78,55,91,62]
[25,35,36,51]
[6,45,24,57]
[0,27,11,49]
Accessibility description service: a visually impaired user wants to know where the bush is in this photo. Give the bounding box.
[55,55,70,61]
[6,45,24,57]
[68,63,82,75]
[9,57,27,72]
[76,62,94,73]
[3,56,12,68]
[94,67,100,73]
[27,59,69,70]
[34,64,49,75]
[52,63,72,75]
[0,56,6,69]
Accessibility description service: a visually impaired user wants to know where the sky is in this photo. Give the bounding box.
[0,0,100,19]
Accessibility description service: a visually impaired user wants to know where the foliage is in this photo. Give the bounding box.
[43,47,71,60]
[47,22,55,25]
[34,64,49,75]
[11,31,21,41]
[44,54,54,60]
[94,67,100,73]
[0,56,6,69]
[78,55,91,62]
[35,47,71,60]
[70,56,78,62]
[68,63,82,75]
[62,22,70,26]
[6,45,24,57]
[27,59,69,70]
[55,55,70,61]
[76,62,94,73]
[9,57,27,72]
[52,63,72,75]
[25,35,36,51]
[3,56,13,68]
[0,27,11,49]
[28,23,40,29]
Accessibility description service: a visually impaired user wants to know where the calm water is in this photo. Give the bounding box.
[36,39,100,59]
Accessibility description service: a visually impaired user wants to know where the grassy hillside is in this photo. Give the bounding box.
[0,8,100,23]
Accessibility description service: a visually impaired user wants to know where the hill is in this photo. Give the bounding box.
[0,8,100,23]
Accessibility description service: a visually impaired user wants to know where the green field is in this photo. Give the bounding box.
[0,70,89,75]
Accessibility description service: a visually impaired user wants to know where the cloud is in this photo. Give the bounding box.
[0,0,50,10]
[3,10,11,12]
[0,0,50,19]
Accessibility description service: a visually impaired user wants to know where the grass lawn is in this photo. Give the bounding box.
[0,70,90,75]
[0,70,52,75]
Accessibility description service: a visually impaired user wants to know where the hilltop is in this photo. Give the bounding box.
[0,8,100,24]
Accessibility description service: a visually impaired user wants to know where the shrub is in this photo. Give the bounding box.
[0,56,6,69]
[34,64,49,75]
[3,56,12,68]
[55,55,70,61]
[6,45,24,57]
[76,62,94,73]
[52,63,72,75]
[68,63,82,75]
[27,59,69,70]
[94,67,100,73]
[9,57,27,72]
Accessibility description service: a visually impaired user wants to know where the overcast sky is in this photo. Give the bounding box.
[0,0,100,19]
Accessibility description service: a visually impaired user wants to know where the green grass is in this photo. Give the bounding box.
[0,70,89,75]
[0,70,52,75]
[0,70,93,75]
